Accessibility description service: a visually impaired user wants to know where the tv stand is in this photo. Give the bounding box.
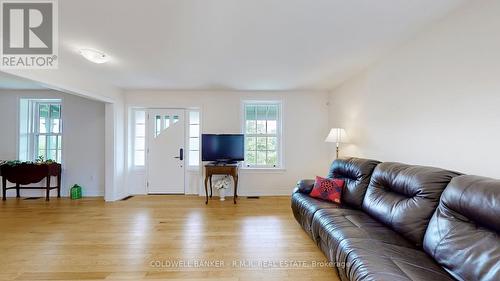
[204,163,239,204]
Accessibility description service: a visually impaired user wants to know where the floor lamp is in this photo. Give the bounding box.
[325,128,347,158]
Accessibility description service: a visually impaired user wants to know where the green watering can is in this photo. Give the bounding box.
[70,184,82,200]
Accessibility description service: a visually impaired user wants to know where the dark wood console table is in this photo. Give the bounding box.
[0,163,62,201]
[204,163,239,204]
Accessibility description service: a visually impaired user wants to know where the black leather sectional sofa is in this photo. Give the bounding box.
[291,157,499,281]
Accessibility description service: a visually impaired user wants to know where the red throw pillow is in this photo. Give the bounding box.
[309,176,344,204]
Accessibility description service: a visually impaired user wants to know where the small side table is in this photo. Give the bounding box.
[1,162,62,201]
[204,163,239,204]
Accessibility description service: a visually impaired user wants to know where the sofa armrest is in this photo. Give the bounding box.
[293,179,315,194]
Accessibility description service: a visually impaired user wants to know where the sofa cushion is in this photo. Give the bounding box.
[362,162,460,246]
[311,208,415,261]
[336,239,454,281]
[328,157,380,208]
[423,175,500,281]
[291,192,343,237]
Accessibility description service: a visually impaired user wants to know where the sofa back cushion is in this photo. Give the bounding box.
[362,162,460,246]
[423,175,500,281]
[327,157,380,208]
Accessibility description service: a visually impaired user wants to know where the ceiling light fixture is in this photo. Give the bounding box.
[79,48,110,64]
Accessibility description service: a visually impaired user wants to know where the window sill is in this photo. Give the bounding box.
[239,167,286,173]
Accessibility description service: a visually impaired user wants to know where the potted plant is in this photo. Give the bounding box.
[214,176,231,201]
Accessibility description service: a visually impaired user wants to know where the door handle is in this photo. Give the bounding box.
[174,148,184,161]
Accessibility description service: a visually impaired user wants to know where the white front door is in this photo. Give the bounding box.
[147,109,185,194]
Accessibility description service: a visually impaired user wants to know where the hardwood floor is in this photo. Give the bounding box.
[0,196,339,281]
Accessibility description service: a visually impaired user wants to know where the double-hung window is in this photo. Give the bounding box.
[19,99,62,163]
[243,102,282,168]
[36,102,62,162]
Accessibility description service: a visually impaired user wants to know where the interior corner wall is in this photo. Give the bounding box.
[0,90,106,197]
[328,0,500,178]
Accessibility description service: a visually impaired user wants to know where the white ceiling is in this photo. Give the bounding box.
[11,0,470,91]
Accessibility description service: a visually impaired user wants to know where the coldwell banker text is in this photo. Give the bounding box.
[1,0,58,69]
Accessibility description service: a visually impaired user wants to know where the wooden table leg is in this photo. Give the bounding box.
[233,174,238,204]
[2,177,6,201]
[209,175,213,198]
[46,176,51,201]
[204,175,209,204]
[57,174,61,198]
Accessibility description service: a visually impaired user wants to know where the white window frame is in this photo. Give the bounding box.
[131,108,147,168]
[187,110,201,169]
[241,100,283,169]
[34,101,62,162]
[18,98,63,163]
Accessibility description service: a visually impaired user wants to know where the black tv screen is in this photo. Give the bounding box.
[202,134,244,162]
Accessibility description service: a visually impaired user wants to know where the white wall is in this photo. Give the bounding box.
[104,101,127,201]
[125,90,332,196]
[0,90,106,197]
[329,0,500,178]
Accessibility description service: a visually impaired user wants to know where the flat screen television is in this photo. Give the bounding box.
[202,134,244,162]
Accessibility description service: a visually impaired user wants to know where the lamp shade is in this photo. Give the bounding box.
[325,128,348,143]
